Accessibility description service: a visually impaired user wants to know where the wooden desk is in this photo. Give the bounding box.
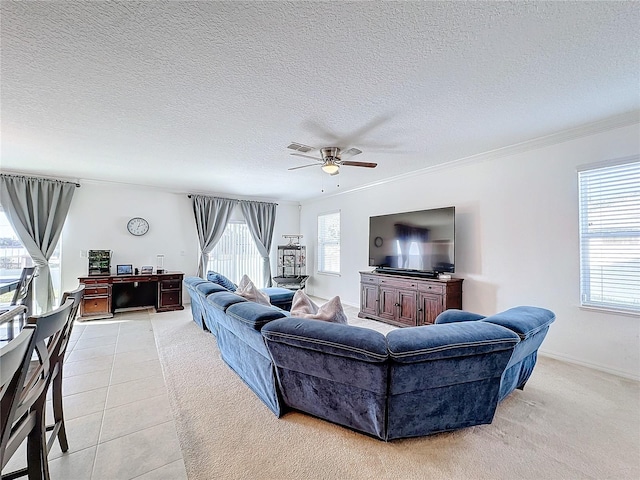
[78,272,184,320]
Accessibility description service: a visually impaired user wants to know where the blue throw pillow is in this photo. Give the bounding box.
[206,271,237,292]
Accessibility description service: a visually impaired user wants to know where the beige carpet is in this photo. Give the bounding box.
[151,310,639,480]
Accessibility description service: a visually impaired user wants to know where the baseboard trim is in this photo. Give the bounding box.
[539,350,639,382]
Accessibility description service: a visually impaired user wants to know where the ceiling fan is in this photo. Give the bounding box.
[287,142,377,175]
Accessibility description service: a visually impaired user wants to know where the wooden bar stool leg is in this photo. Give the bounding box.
[27,402,50,480]
[50,366,69,452]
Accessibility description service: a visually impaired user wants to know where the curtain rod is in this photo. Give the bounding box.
[0,172,80,187]
[187,194,277,205]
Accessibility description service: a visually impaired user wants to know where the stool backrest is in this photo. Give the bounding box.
[10,266,37,308]
[13,300,74,433]
[57,285,85,357]
[0,327,36,469]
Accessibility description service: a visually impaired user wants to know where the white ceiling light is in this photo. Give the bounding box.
[321,162,340,175]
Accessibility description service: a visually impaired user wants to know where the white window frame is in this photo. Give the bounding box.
[317,210,341,275]
[578,156,640,315]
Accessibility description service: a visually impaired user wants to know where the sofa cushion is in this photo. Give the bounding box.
[226,302,286,331]
[290,290,348,324]
[206,291,247,311]
[207,271,237,291]
[184,276,208,289]
[262,287,295,304]
[481,306,556,340]
[263,318,388,363]
[435,309,487,324]
[236,275,271,306]
[387,322,520,363]
[195,282,227,296]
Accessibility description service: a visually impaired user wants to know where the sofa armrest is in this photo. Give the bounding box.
[434,309,487,324]
[481,306,555,340]
[262,318,388,363]
[387,322,519,363]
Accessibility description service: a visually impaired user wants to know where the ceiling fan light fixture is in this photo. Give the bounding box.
[321,162,340,174]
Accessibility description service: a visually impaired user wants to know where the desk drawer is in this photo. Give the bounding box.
[82,296,110,315]
[159,291,181,308]
[85,286,110,296]
[82,278,109,285]
[161,279,181,290]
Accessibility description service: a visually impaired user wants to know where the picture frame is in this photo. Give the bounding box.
[116,264,133,275]
[141,265,153,274]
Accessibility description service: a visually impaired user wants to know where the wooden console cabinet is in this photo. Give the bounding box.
[358,271,462,327]
[79,272,184,320]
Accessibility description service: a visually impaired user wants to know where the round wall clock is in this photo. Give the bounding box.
[127,217,150,236]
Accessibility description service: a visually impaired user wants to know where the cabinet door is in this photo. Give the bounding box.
[418,293,444,325]
[396,289,417,326]
[361,284,378,317]
[378,286,398,322]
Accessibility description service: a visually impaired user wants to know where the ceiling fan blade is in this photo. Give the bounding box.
[290,153,322,161]
[288,163,319,171]
[287,142,316,153]
[341,161,377,168]
[341,148,362,159]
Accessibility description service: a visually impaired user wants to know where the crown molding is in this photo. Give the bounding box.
[305,110,640,203]
[78,177,299,206]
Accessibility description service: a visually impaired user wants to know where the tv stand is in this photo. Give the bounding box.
[359,271,462,327]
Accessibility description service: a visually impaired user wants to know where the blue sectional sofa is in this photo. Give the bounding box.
[184,278,554,440]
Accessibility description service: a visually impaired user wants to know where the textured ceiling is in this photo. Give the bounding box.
[1,1,639,201]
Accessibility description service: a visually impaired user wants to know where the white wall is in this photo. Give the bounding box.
[300,122,640,380]
[61,182,300,299]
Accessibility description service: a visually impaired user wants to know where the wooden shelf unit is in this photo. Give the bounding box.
[358,271,462,327]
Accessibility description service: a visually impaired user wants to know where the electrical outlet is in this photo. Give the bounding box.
[80,250,87,258]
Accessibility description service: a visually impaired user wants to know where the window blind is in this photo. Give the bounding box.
[578,158,640,313]
[317,211,340,274]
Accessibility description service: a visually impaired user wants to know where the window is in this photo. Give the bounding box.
[578,158,640,313]
[0,210,62,307]
[317,211,340,274]
[207,221,264,286]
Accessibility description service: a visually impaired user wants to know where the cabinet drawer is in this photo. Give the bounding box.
[161,280,181,290]
[417,283,444,294]
[360,274,379,285]
[379,278,418,289]
[160,291,180,307]
[82,296,110,315]
[84,286,110,296]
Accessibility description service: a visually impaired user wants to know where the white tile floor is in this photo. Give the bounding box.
[2,308,187,480]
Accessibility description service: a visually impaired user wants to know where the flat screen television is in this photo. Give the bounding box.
[369,206,455,276]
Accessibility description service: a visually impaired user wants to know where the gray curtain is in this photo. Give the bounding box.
[193,195,237,277]
[240,200,277,287]
[0,174,77,312]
